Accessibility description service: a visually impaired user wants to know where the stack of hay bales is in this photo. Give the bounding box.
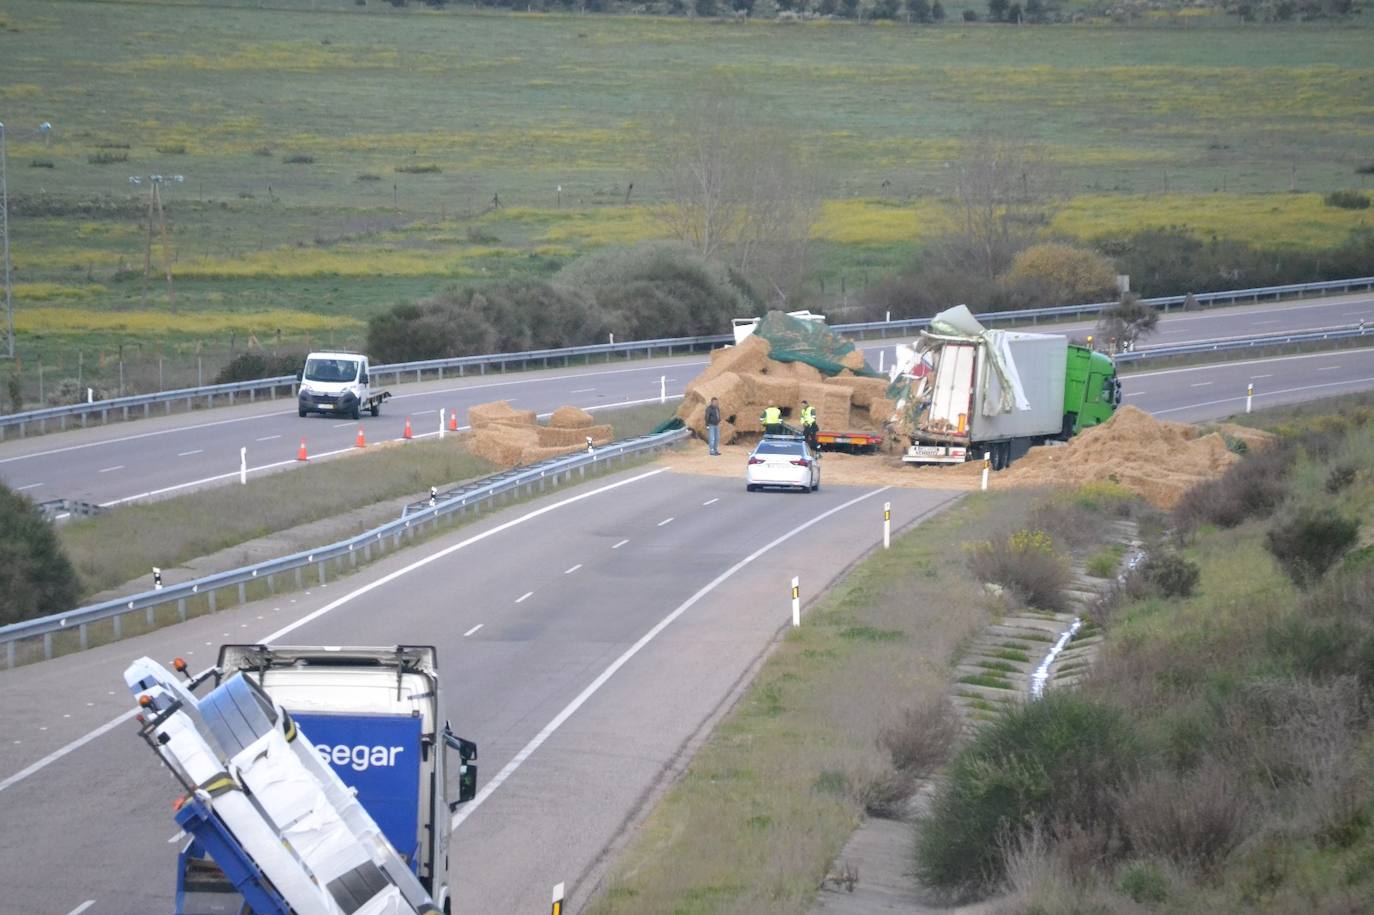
[676,335,893,446]
[468,401,613,469]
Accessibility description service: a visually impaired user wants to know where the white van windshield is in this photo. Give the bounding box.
[304,358,360,383]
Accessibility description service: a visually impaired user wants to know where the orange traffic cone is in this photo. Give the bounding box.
[448,409,458,432]
[403,416,413,440]
[355,425,366,448]
[297,437,308,461]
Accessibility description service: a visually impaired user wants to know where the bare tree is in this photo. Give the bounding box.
[942,134,1058,281]
[656,86,819,306]
[1097,292,1159,352]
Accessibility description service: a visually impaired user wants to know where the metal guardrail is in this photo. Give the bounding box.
[0,427,690,669]
[3,276,1370,439]
[1117,325,1374,364]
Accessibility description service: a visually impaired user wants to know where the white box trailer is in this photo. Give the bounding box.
[905,331,1067,469]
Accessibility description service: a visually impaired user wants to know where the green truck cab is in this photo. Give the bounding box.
[1064,345,1122,434]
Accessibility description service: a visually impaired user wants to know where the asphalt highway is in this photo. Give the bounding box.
[0,469,959,914]
[1,292,1371,506]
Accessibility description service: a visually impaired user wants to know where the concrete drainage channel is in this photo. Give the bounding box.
[812,519,1142,915]
[950,518,1141,729]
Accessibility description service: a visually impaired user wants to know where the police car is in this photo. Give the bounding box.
[745,434,821,493]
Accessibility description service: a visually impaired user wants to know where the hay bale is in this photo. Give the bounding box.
[682,372,747,433]
[469,400,536,429]
[549,405,596,429]
[827,376,888,408]
[718,419,738,445]
[868,396,899,427]
[839,350,868,372]
[743,373,800,408]
[469,425,538,468]
[702,336,771,381]
[787,361,825,383]
[817,386,852,430]
[536,424,613,447]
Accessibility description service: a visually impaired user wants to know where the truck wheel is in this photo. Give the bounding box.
[298,406,307,418]
[370,401,380,417]
[747,484,757,492]
[350,403,361,421]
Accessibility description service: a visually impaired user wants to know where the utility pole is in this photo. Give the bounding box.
[1,121,13,359]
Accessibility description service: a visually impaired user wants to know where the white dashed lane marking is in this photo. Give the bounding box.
[464,624,484,637]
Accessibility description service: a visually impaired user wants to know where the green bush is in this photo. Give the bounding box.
[1324,190,1371,210]
[0,484,83,625]
[214,351,307,384]
[1142,553,1201,598]
[1117,861,1170,904]
[1174,441,1295,532]
[1264,507,1360,587]
[916,692,1140,892]
[966,529,1071,610]
[1325,464,1357,494]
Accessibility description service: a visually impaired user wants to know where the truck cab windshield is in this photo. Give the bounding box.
[304,358,360,383]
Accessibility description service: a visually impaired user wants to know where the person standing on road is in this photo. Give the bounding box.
[800,400,818,451]
[760,404,783,436]
[705,397,722,456]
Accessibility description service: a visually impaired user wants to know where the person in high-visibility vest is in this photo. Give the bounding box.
[760,404,783,435]
[800,400,818,450]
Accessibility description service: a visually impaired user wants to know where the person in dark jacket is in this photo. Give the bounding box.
[705,397,722,455]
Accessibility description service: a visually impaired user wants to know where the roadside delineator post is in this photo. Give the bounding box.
[878,350,885,373]
[1246,383,1254,414]
[551,882,565,915]
[660,375,666,404]
[356,425,366,448]
[883,501,891,550]
[791,576,801,628]
[981,451,991,492]
[297,437,308,461]
[404,416,413,440]
[153,567,163,590]
[429,486,438,507]
[439,408,446,440]
[240,446,247,485]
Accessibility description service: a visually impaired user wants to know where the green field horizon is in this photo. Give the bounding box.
[1,0,1371,394]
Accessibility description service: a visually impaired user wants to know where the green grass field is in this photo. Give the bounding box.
[2,1,1371,394]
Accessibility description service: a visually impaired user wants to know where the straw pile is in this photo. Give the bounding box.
[467,400,614,469]
[677,337,889,445]
[1000,405,1250,510]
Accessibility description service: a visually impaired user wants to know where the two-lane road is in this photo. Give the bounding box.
[0,468,959,914]
[3,293,1372,506]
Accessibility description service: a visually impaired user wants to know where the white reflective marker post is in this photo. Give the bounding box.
[791,576,801,627]
[439,408,446,440]
[981,451,991,492]
[551,882,565,915]
[883,501,891,549]
[878,350,885,373]
[240,447,247,485]
[660,375,666,404]
[1247,383,1254,414]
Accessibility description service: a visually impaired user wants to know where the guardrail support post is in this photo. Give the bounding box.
[295,567,304,589]
[113,613,122,640]
[7,641,15,668]
[266,574,275,595]
[80,622,89,650]
[43,632,52,660]
[364,543,372,561]
[178,597,187,622]
[146,605,155,626]
[208,590,217,612]
[238,582,247,605]
[318,563,327,586]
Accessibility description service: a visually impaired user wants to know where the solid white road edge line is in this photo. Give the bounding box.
[1154,375,1374,415]
[450,484,892,831]
[0,709,138,795]
[1126,347,1372,380]
[259,468,669,644]
[0,469,668,796]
